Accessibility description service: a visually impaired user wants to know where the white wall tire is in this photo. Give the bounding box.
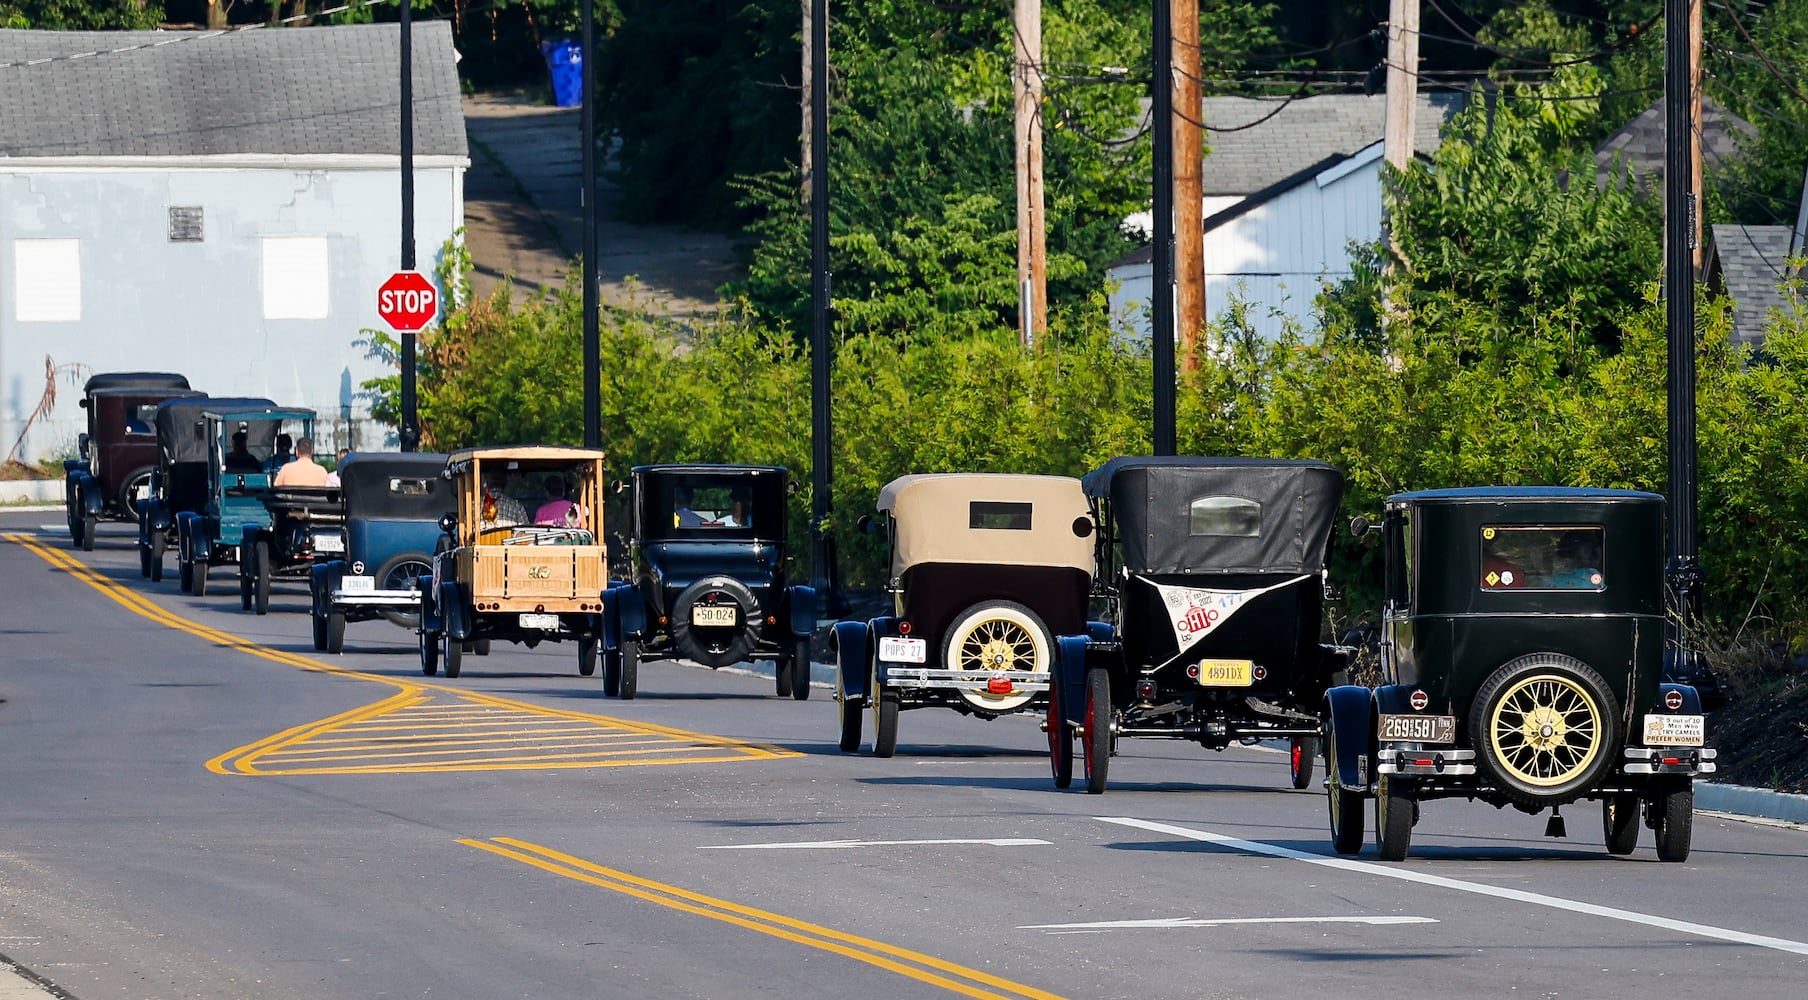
[941,600,1051,713]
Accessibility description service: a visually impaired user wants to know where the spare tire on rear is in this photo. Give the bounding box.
[941,600,1052,714]
[1470,653,1620,807]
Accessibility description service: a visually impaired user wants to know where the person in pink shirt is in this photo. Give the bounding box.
[273,437,330,487]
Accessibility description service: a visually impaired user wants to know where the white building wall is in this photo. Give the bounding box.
[0,159,464,462]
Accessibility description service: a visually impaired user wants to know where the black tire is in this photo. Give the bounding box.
[578,637,598,676]
[443,628,463,679]
[178,554,193,593]
[252,540,271,615]
[1048,672,1073,789]
[325,612,345,654]
[941,599,1052,715]
[474,639,491,656]
[790,638,812,701]
[837,665,862,752]
[149,533,165,582]
[872,689,900,758]
[373,552,433,629]
[1325,708,1367,855]
[1603,793,1640,856]
[239,547,255,611]
[1653,779,1694,862]
[775,655,795,698]
[1082,667,1111,794]
[1375,775,1415,862]
[311,609,327,651]
[603,648,622,697]
[139,542,152,578]
[67,496,83,549]
[1470,654,1620,807]
[120,471,154,524]
[1291,736,1318,790]
[192,555,210,597]
[618,640,639,700]
[419,625,439,677]
[81,514,97,552]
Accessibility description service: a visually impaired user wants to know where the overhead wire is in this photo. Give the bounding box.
[1712,0,1808,108]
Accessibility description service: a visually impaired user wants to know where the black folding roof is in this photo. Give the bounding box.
[153,396,275,464]
[83,372,189,395]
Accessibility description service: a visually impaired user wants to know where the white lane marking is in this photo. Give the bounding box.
[36,524,69,533]
[1098,816,1808,957]
[1021,915,1436,931]
[700,838,1051,850]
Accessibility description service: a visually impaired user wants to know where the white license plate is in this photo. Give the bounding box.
[341,575,374,593]
[520,613,561,630]
[1196,658,1253,687]
[879,636,927,663]
[136,484,152,500]
[1380,713,1456,743]
[691,605,737,626]
[1643,713,1705,747]
[313,533,344,553]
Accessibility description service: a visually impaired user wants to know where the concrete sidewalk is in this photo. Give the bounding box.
[460,93,746,319]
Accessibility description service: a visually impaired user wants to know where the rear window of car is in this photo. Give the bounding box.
[1189,495,1260,537]
[969,501,1032,530]
[1480,525,1605,591]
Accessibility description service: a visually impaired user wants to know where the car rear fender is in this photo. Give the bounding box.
[787,585,818,639]
[71,471,103,517]
[1325,684,1375,790]
[603,582,647,642]
[1086,620,1115,642]
[439,581,468,641]
[1056,634,1090,726]
[833,620,871,701]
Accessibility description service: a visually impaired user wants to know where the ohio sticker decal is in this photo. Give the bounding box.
[1143,575,1312,653]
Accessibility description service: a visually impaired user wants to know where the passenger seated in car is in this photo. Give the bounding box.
[223,430,262,473]
[274,437,330,487]
[674,486,706,527]
[535,476,581,526]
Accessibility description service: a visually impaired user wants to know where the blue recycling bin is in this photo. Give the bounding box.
[541,40,583,108]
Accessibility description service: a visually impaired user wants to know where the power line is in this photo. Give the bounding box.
[1712,0,1808,107]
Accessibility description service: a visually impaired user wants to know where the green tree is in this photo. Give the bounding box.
[1,0,162,29]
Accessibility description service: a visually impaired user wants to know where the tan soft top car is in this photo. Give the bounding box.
[834,473,1095,757]
[419,446,609,679]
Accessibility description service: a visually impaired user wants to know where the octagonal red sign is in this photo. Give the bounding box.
[377,270,439,333]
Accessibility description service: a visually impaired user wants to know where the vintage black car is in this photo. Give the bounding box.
[240,482,343,615]
[64,373,197,550]
[137,396,275,582]
[174,405,316,597]
[309,452,453,653]
[601,464,815,700]
[1049,457,1347,794]
[1323,487,1716,862]
[833,474,1093,756]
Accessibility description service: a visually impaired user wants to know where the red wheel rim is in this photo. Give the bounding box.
[1082,687,1095,776]
[1291,738,1303,778]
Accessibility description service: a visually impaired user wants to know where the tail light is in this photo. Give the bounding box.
[898,620,911,635]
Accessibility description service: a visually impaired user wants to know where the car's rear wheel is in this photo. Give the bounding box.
[81,514,97,553]
[872,689,900,758]
[192,555,210,596]
[1324,704,1367,855]
[578,637,598,676]
[419,625,439,677]
[374,552,433,629]
[178,552,193,593]
[253,540,272,615]
[149,533,165,582]
[837,662,862,752]
[618,640,640,700]
[790,638,812,701]
[1082,668,1111,794]
[1471,654,1619,807]
[66,492,83,549]
[240,547,256,610]
[775,654,795,698]
[1652,779,1694,862]
[942,600,1052,714]
[139,541,152,578]
[442,628,463,679]
[1291,736,1317,789]
[1048,673,1073,789]
[603,648,622,696]
[1375,775,1415,862]
[474,639,491,656]
[120,471,154,524]
[311,608,328,651]
[1603,793,1640,855]
[325,611,345,654]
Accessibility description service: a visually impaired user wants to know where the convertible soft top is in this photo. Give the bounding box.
[153,396,276,464]
[84,372,189,395]
[878,473,1092,577]
[337,452,452,520]
[1085,456,1344,575]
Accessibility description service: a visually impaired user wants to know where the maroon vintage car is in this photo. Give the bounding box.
[64,372,197,550]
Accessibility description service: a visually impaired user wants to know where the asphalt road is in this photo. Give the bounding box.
[2,511,1805,1000]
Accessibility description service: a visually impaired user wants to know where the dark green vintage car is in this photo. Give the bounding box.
[1323,487,1716,862]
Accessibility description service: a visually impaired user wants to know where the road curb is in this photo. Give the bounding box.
[1697,781,1808,825]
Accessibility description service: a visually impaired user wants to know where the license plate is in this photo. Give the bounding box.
[1196,658,1253,687]
[136,484,152,500]
[1380,713,1456,743]
[691,605,737,626]
[520,613,561,630]
[1643,713,1705,747]
[341,575,374,593]
[879,636,927,663]
[313,533,344,553]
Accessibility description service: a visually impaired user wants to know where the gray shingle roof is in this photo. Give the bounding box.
[1706,224,1798,347]
[0,24,466,159]
[1594,97,1753,192]
[1198,93,1464,195]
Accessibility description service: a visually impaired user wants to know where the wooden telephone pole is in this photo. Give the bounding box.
[1014,0,1047,346]
[1382,0,1420,177]
[1174,0,1204,373]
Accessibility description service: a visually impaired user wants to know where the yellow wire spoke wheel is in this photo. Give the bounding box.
[1471,655,1620,807]
[942,600,1050,713]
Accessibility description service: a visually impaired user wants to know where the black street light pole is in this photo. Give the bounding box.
[1663,0,1704,684]
[1150,0,1176,456]
[582,0,600,448]
[809,0,836,614]
[398,0,418,452]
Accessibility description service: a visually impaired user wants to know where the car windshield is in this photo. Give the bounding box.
[1479,525,1605,591]
[479,463,595,531]
[640,472,784,540]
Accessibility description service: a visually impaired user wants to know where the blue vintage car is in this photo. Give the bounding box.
[172,405,316,598]
[308,451,452,653]
[138,396,275,581]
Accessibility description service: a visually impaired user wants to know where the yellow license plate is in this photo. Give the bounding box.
[691,605,737,626]
[1196,659,1254,687]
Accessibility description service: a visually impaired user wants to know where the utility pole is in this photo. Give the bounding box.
[1150,0,1176,456]
[1013,0,1047,347]
[1382,0,1419,176]
[1173,0,1204,373]
[1689,0,1704,273]
[808,0,837,613]
[398,0,418,453]
[582,0,600,449]
[801,0,813,201]
[1663,0,1705,687]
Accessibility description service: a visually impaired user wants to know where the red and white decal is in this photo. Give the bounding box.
[1144,575,1310,655]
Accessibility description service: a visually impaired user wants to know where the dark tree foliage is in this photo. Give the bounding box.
[2,0,163,29]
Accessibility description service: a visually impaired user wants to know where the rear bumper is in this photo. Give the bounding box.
[879,665,1050,694]
[1622,746,1717,776]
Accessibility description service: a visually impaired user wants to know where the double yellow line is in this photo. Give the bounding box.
[463,837,1066,1000]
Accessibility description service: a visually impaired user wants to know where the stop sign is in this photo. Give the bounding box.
[377,270,439,333]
